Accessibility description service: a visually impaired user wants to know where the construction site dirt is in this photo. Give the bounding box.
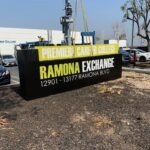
[0,71,150,150]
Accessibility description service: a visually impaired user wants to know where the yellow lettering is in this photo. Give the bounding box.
[63,64,68,76]
[68,63,74,74]
[48,66,54,78]
[39,62,81,79]
[40,66,47,79]
[54,64,63,77]
[74,62,80,73]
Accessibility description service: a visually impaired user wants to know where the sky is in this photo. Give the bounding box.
[0,0,134,44]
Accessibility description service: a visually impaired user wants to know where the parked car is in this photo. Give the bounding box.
[126,49,150,62]
[2,55,17,66]
[123,48,137,64]
[119,48,130,66]
[0,65,11,85]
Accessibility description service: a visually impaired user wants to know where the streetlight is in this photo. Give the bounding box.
[127,7,135,48]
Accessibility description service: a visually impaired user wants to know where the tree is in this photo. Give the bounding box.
[112,23,127,40]
[121,0,150,51]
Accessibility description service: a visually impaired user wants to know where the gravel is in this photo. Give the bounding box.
[0,71,150,150]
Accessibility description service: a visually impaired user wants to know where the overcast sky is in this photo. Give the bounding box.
[0,0,135,44]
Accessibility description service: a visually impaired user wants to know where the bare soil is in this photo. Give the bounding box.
[0,71,150,150]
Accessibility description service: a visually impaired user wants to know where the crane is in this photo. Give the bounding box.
[60,0,73,45]
[61,0,95,45]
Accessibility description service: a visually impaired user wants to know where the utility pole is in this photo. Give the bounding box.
[127,7,135,48]
[131,12,135,48]
[61,0,73,45]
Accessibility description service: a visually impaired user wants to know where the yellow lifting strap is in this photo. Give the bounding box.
[72,0,92,45]
[72,0,78,45]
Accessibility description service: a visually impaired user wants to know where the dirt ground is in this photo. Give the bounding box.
[0,71,150,150]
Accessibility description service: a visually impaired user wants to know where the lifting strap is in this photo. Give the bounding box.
[72,0,78,45]
[72,0,92,45]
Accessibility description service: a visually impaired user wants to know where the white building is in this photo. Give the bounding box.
[0,27,82,55]
[104,39,127,48]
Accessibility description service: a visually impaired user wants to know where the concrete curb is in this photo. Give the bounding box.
[122,67,150,74]
[0,83,19,89]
